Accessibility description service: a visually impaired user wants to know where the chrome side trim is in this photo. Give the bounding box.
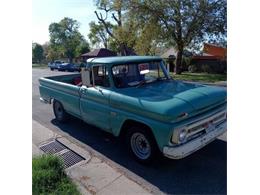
[40,97,49,104]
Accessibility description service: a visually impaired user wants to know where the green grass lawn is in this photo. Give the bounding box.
[169,72,227,83]
[32,63,48,68]
[32,155,80,195]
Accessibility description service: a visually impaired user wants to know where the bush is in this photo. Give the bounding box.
[32,155,80,195]
[188,60,227,74]
[188,64,199,73]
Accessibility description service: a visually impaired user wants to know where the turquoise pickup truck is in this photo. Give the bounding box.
[39,56,227,163]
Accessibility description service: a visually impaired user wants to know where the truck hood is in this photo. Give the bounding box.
[110,80,227,123]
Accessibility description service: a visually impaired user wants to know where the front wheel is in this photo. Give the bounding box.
[53,100,69,123]
[126,126,159,164]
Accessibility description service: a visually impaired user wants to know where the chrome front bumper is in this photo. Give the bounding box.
[163,121,226,159]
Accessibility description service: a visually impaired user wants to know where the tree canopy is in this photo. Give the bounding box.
[94,0,137,55]
[88,21,113,49]
[32,43,44,63]
[49,17,89,62]
[129,0,226,74]
[91,0,226,74]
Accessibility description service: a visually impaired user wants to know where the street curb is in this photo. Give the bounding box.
[32,120,154,195]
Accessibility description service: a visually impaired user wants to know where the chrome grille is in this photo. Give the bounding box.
[186,111,226,138]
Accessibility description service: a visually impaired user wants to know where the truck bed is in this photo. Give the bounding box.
[43,73,82,85]
[39,74,82,118]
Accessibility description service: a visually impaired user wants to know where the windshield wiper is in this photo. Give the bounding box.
[136,80,146,88]
[136,78,159,88]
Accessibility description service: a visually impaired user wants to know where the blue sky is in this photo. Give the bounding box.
[32,0,101,44]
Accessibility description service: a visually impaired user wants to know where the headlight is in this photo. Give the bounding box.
[178,129,187,143]
[171,127,187,144]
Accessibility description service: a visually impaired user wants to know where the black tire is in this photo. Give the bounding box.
[53,100,69,123]
[126,126,160,164]
[50,68,54,71]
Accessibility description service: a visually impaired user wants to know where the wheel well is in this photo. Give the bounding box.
[119,119,154,139]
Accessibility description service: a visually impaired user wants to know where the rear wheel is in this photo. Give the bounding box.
[50,68,54,71]
[53,100,69,122]
[126,126,159,164]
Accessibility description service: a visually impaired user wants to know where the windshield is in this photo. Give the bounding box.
[55,61,62,64]
[112,61,169,88]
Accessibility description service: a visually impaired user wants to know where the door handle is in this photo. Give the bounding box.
[98,89,104,95]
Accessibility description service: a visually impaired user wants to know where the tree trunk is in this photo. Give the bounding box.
[104,41,108,49]
[69,57,73,63]
[119,43,128,56]
[175,49,183,74]
[168,59,174,72]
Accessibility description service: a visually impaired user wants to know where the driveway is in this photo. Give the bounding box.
[32,68,227,194]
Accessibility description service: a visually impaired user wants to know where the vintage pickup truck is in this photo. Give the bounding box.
[39,56,227,163]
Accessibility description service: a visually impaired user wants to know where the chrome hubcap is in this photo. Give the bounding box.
[130,132,151,160]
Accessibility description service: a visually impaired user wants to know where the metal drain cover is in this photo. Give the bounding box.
[59,150,85,168]
[39,140,67,154]
[39,139,85,168]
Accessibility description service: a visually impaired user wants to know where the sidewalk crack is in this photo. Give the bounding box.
[96,174,123,193]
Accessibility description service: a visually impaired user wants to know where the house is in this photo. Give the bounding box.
[191,43,227,73]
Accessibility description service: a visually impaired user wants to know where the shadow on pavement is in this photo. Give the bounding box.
[51,116,227,194]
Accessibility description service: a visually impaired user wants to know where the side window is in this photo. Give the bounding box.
[91,65,110,87]
[112,65,129,75]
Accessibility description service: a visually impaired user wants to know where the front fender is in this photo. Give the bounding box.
[110,108,172,151]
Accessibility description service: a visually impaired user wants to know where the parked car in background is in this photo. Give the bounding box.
[48,60,64,71]
[48,60,80,72]
[57,63,80,72]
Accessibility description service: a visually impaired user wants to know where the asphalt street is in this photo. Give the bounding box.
[32,68,227,194]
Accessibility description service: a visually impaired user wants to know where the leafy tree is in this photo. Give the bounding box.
[88,21,113,49]
[32,43,44,63]
[49,17,86,63]
[132,18,163,55]
[130,0,227,74]
[94,0,136,55]
[75,39,90,57]
[46,47,62,62]
[41,42,49,57]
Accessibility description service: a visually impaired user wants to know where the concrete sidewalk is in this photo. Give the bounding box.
[32,120,153,195]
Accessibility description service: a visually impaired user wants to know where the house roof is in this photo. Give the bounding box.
[87,56,162,65]
[192,43,227,61]
[161,47,193,58]
[203,43,226,58]
[161,47,177,58]
[81,48,117,57]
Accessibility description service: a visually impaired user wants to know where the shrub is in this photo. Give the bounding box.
[32,155,80,195]
[188,60,227,74]
[188,64,199,73]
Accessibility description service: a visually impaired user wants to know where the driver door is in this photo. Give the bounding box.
[80,65,112,132]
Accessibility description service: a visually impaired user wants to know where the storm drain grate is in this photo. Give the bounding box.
[59,150,85,168]
[39,140,67,154]
[39,139,85,168]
